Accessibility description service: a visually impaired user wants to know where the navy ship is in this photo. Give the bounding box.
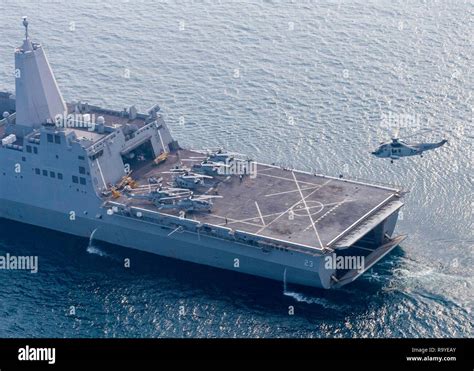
[0,19,406,289]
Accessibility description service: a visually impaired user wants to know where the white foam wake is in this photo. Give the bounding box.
[86,228,109,257]
[86,245,109,257]
[282,268,346,310]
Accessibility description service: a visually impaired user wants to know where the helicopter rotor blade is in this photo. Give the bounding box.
[161,169,190,174]
[166,187,192,193]
[195,195,223,199]
[159,195,186,201]
[393,126,400,139]
[187,173,213,179]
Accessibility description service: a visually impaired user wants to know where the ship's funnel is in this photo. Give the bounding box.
[14,17,67,128]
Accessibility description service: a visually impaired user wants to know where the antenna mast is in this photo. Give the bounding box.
[22,16,29,39]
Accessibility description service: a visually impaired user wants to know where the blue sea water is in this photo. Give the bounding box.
[0,0,472,337]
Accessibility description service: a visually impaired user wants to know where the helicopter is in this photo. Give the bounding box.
[158,195,222,213]
[124,185,192,206]
[161,167,214,190]
[208,149,235,163]
[190,148,251,164]
[181,159,231,176]
[174,173,213,189]
[371,129,448,163]
[191,162,221,176]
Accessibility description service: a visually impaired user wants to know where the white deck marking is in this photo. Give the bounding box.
[256,179,332,234]
[264,185,320,198]
[303,199,349,231]
[257,166,277,173]
[213,202,327,227]
[211,214,263,228]
[259,172,323,187]
[292,171,324,249]
[255,201,266,226]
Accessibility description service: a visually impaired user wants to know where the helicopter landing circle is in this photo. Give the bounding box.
[290,200,324,217]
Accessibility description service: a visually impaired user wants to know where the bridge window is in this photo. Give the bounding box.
[26,145,32,153]
[72,175,79,184]
[47,134,54,143]
[33,147,38,154]
[35,168,40,175]
[78,155,85,161]
[58,173,63,180]
[80,177,86,185]
[79,166,86,174]
[42,170,48,176]
[50,171,56,178]
[54,135,61,144]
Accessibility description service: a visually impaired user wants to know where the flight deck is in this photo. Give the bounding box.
[109,149,404,251]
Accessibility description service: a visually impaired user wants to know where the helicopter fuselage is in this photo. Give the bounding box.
[174,176,202,189]
[158,198,213,213]
[372,139,447,160]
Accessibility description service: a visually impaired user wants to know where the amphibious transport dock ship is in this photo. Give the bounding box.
[0,19,406,289]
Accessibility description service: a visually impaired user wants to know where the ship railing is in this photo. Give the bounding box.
[0,112,16,127]
[233,229,326,255]
[256,162,405,193]
[103,201,325,256]
[333,175,405,193]
[301,171,404,194]
[83,103,155,122]
[120,121,158,154]
[86,130,119,156]
[3,144,23,152]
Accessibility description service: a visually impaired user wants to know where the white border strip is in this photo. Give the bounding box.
[255,162,402,193]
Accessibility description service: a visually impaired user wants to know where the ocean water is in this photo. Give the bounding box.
[0,0,472,338]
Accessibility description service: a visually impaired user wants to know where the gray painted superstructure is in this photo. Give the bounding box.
[0,20,406,289]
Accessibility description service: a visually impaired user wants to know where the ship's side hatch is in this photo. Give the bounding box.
[120,139,155,173]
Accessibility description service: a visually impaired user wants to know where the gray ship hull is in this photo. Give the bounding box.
[0,197,402,289]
